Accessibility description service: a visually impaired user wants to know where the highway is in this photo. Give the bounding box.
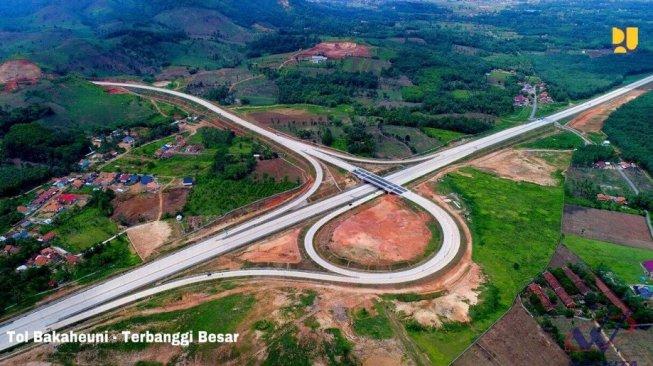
[0,75,650,352]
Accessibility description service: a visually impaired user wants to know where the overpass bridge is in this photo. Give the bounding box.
[352,168,407,195]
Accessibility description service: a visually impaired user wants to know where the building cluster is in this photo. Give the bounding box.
[1,172,160,246]
[13,245,80,272]
[594,161,637,170]
[513,82,554,107]
[596,193,627,205]
[527,266,632,316]
[154,135,203,159]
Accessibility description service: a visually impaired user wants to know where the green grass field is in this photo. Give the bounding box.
[54,294,255,359]
[54,207,119,252]
[72,235,141,283]
[420,127,466,144]
[2,76,161,132]
[493,106,531,130]
[232,103,354,117]
[563,235,653,284]
[352,302,394,340]
[520,131,585,150]
[408,168,564,364]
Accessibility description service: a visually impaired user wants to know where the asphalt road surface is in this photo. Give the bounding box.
[0,74,650,352]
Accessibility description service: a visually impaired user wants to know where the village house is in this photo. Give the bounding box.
[596,193,627,205]
[122,136,136,146]
[41,201,63,214]
[3,245,19,255]
[538,91,553,104]
[521,83,535,95]
[513,94,529,107]
[94,172,117,187]
[78,159,91,170]
[183,177,194,186]
[146,181,160,192]
[40,231,56,243]
[34,187,59,206]
[58,194,80,206]
[72,179,84,190]
[185,144,203,154]
[65,254,80,265]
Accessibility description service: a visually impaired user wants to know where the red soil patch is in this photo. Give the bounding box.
[0,59,41,92]
[113,188,188,226]
[327,195,432,266]
[296,42,371,59]
[253,158,304,182]
[161,188,189,215]
[562,205,653,249]
[568,85,652,133]
[238,228,301,264]
[104,86,129,94]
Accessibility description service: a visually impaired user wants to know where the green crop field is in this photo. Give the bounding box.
[563,235,653,284]
[420,127,466,144]
[520,131,585,150]
[409,168,564,364]
[54,207,119,252]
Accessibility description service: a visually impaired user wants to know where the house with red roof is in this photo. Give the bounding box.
[33,255,50,266]
[562,266,590,295]
[41,231,56,243]
[543,271,576,308]
[3,245,19,255]
[58,194,79,205]
[595,276,631,316]
[528,283,554,312]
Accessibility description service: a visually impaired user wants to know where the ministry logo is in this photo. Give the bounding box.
[612,27,638,54]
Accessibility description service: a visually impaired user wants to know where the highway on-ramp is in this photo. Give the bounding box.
[0,74,651,352]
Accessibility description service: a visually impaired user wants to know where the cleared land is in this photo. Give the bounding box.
[238,228,302,264]
[127,221,173,260]
[563,235,653,283]
[562,205,653,249]
[295,42,371,59]
[253,158,304,182]
[0,59,42,91]
[112,188,189,226]
[454,301,569,366]
[470,148,568,186]
[567,85,652,133]
[394,263,485,328]
[324,195,433,267]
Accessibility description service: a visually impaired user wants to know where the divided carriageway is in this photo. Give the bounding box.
[0,75,651,352]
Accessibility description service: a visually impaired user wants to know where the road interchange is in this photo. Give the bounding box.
[0,75,651,352]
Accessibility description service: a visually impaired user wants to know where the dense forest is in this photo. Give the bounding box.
[603,91,653,173]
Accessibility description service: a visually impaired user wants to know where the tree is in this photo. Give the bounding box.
[321,128,334,146]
